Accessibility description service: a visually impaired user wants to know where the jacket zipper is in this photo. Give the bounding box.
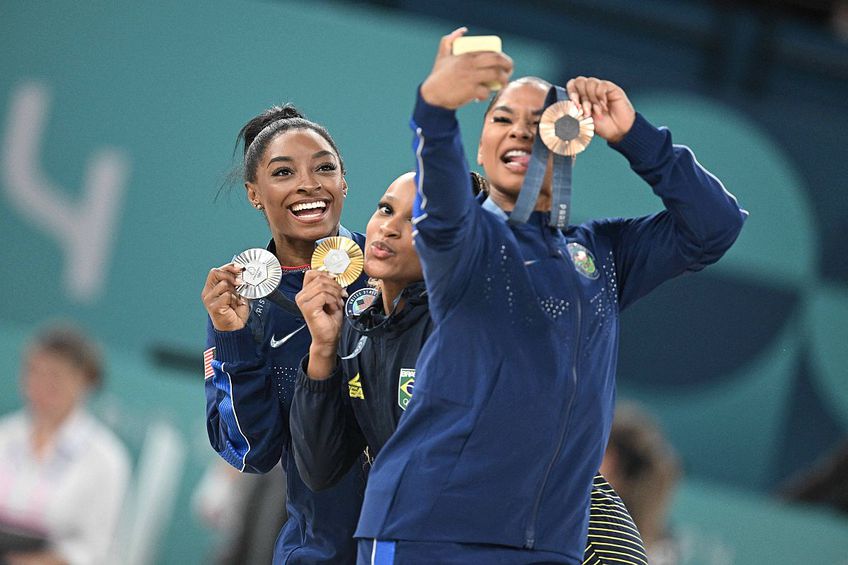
[524,248,582,549]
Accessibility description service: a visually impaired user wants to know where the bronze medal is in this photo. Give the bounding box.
[539,100,594,157]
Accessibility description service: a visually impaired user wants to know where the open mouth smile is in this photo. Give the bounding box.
[288,199,329,222]
[501,149,531,173]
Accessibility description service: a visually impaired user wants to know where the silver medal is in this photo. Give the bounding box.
[232,248,283,299]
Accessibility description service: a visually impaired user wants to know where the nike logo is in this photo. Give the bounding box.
[270,324,306,348]
[524,259,540,266]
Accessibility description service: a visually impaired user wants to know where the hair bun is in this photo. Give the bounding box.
[239,103,307,156]
[269,103,305,122]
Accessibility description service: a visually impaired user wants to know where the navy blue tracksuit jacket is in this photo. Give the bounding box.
[205,231,367,565]
[355,92,747,563]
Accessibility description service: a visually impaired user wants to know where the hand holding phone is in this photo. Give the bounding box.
[452,35,504,91]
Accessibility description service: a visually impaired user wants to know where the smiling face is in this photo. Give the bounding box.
[364,172,422,287]
[477,80,552,208]
[245,128,346,247]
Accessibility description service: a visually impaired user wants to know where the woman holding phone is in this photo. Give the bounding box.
[353,29,745,564]
[290,171,648,565]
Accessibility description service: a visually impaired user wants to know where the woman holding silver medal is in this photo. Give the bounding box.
[200,104,369,565]
[291,170,649,565]
[347,29,746,564]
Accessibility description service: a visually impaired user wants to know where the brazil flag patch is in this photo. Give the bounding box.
[566,242,600,280]
[398,368,415,410]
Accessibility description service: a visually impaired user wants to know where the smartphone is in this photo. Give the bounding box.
[451,35,504,91]
[451,35,502,55]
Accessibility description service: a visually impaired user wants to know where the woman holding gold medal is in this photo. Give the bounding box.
[200,104,368,564]
[351,29,746,563]
[290,171,648,565]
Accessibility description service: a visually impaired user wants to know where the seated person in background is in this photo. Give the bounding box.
[601,401,682,565]
[0,323,130,565]
[192,458,287,565]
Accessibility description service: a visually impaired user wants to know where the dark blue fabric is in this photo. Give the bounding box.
[374,541,397,565]
[356,90,746,561]
[356,538,572,565]
[290,281,433,492]
[205,229,368,565]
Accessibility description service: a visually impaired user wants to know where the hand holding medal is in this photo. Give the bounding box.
[538,100,594,158]
[230,237,364,319]
[564,76,635,144]
[295,237,366,376]
[232,248,283,300]
[509,84,596,229]
[311,236,364,288]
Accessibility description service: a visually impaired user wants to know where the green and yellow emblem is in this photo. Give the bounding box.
[348,373,364,399]
[398,368,415,410]
[566,243,599,280]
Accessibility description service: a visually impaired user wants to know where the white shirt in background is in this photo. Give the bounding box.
[0,408,130,565]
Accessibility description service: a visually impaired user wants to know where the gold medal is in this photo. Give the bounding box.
[539,100,594,157]
[311,236,364,288]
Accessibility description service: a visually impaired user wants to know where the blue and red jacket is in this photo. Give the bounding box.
[355,92,746,562]
[205,230,367,565]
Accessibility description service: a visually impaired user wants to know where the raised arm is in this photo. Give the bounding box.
[567,77,746,309]
[289,269,366,490]
[202,263,286,473]
[411,29,512,309]
[290,360,367,491]
[413,28,512,238]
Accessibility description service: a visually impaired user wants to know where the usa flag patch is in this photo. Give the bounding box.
[203,347,216,379]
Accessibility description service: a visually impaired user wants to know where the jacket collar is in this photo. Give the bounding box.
[481,193,556,229]
[357,280,429,334]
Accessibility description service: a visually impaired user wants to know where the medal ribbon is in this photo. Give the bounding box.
[265,289,302,318]
[508,85,573,229]
[340,284,426,359]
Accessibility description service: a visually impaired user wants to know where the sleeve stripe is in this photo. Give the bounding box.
[411,125,429,226]
[218,362,252,471]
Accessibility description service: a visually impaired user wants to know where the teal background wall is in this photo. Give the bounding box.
[2,0,846,563]
[0,1,550,563]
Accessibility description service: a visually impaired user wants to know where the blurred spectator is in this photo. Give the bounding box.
[192,459,287,565]
[0,323,130,565]
[601,401,682,565]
